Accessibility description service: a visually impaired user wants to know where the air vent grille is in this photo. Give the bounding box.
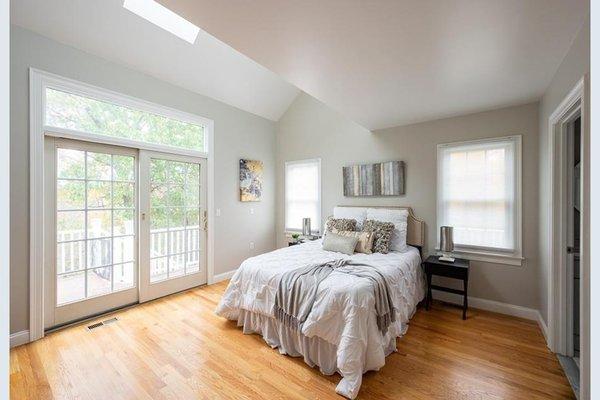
[87,317,119,330]
[87,322,104,330]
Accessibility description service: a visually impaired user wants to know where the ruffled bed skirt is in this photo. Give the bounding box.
[234,309,410,398]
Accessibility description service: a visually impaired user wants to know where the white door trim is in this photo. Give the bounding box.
[547,76,589,398]
[29,68,215,342]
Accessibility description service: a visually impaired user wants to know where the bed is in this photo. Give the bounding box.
[215,206,426,399]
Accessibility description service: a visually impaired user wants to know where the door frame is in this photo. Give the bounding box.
[547,76,589,398]
[29,68,215,343]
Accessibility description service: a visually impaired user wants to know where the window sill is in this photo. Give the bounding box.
[435,248,524,266]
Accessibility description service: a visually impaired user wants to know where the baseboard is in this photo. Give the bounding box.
[213,269,236,283]
[431,289,539,320]
[536,311,549,345]
[10,330,30,348]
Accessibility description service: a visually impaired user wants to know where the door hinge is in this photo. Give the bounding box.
[202,210,208,231]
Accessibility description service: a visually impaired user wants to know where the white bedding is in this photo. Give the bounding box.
[215,240,425,399]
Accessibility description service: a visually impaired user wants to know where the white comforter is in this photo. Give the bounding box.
[215,240,425,399]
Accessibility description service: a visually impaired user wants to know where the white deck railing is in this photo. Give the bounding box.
[57,225,200,275]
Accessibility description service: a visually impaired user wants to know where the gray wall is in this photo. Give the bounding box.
[537,17,590,323]
[276,93,540,310]
[10,26,277,334]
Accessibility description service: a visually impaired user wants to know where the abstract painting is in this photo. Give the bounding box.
[239,159,263,202]
[343,161,405,196]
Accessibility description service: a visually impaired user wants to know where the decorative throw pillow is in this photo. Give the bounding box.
[361,219,395,254]
[332,229,375,254]
[366,208,409,252]
[325,217,357,233]
[322,232,359,255]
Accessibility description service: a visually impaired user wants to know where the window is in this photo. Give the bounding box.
[285,159,321,234]
[45,88,206,152]
[55,147,136,304]
[148,158,203,283]
[437,136,522,261]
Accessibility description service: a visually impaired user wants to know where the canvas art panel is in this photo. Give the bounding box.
[343,161,405,196]
[239,159,263,201]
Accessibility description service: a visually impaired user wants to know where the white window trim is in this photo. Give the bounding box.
[284,158,322,235]
[436,135,523,266]
[29,68,215,343]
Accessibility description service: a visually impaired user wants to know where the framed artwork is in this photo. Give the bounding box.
[343,160,405,196]
[239,159,263,201]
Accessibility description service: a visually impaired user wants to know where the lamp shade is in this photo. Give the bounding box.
[302,218,312,236]
[440,226,454,252]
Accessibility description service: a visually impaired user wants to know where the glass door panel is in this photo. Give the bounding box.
[140,151,207,302]
[46,138,139,328]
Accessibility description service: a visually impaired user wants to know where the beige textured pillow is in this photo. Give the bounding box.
[332,229,375,254]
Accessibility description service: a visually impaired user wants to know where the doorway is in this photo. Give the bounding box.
[43,138,207,330]
[547,77,590,399]
[556,113,582,397]
[566,115,581,365]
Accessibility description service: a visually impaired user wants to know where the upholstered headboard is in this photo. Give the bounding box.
[334,205,426,248]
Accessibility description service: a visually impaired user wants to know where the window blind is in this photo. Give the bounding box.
[438,137,519,252]
[285,159,321,233]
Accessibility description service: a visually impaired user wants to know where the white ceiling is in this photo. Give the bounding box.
[11,0,300,121]
[160,0,588,130]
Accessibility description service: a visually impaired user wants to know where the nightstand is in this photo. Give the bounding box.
[423,255,470,319]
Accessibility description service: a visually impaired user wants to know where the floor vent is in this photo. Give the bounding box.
[87,322,104,330]
[87,317,118,330]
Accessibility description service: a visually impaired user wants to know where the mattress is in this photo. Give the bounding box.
[215,240,425,399]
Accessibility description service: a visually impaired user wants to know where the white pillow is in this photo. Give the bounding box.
[333,206,367,229]
[366,208,408,252]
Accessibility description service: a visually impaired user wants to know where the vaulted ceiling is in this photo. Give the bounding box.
[12,0,588,130]
[11,0,300,121]
[160,0,588,129]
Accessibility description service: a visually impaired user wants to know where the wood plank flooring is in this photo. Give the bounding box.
[10,281,575,399]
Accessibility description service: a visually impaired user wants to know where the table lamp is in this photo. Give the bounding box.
[302,218,312,237]
[439,226,455,262]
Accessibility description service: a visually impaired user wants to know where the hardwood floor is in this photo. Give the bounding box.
[11,281,575,399]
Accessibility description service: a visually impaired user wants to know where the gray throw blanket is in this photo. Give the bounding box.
[273,259,396,334]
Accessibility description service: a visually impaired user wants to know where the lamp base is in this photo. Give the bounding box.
[439,254,455,263]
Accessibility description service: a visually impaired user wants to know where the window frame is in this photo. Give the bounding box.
[284,158,322,235]
[436,135,523,266]
[40,70,211,158]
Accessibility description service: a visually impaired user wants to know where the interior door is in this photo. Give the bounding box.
[45,138,139,329]
[139,151,207,302]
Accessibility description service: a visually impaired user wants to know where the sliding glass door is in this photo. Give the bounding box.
[44,139,207,329]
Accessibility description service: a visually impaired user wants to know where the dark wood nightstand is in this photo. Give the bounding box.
[423,255,470,319]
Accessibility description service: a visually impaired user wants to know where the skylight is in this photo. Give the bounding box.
[123,0,200,44]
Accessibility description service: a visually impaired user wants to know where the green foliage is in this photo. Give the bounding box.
[46,88,205,151]
[57,149,201,237]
